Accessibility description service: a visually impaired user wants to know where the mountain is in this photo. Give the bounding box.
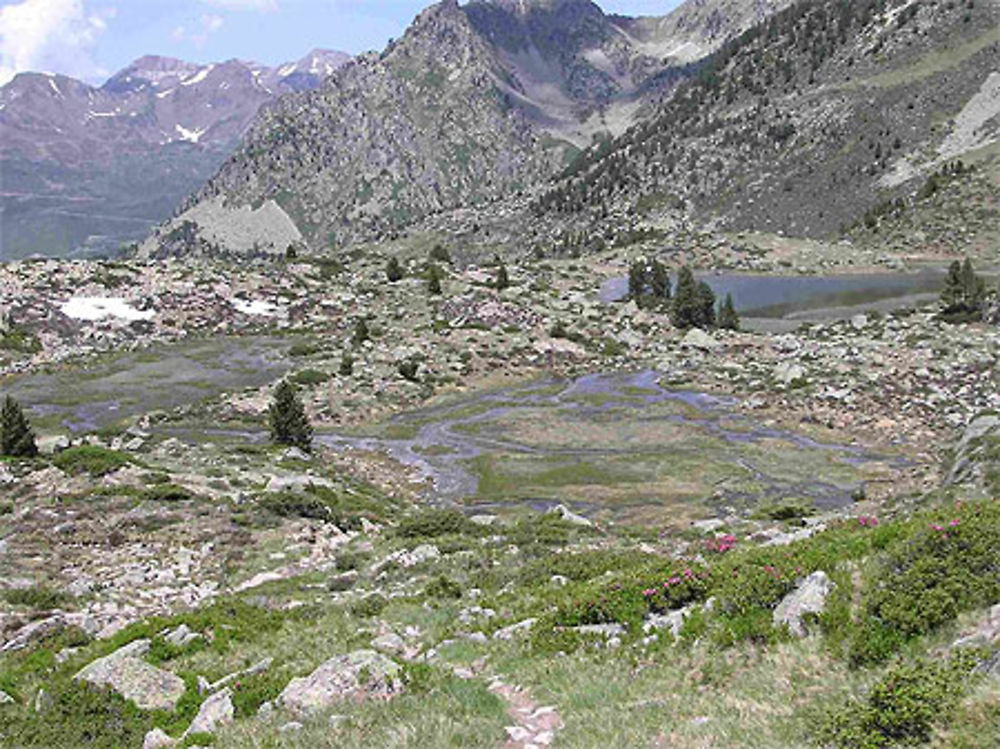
[143,0,791,257]
[531,0,1000,242]
[0,49,350,260]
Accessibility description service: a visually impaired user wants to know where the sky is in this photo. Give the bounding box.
[0,0,684,86]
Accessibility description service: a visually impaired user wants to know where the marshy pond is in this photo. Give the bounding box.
[319,370,905,524]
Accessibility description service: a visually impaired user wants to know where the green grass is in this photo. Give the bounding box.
[52,446,133,477]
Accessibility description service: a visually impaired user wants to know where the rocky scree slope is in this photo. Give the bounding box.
[0,50,349,260]
[533,0,1000,242]
[145,0,792,257]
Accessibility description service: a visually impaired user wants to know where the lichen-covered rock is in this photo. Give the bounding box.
[184,687,234,737]
[278,650,403,714]
[773,571,834,637]
[74,639,186,712]
[142,728,176,749]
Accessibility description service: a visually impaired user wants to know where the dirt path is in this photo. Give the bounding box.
[489,677,564,749]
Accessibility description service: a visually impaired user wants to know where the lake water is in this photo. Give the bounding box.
[599,268,947,319]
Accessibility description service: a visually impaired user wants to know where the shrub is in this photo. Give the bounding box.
[259,485,386,530]
[3,586,71,611]
[140,484,192,502]
[230,670,286,719]
[53,446,131,477]
[817,655,979,748]
[290,369,329,386]
[397,508,472,539]
[851,500,1000,664]
[349,594,388,618]
[425,575,463,600]
[0,682,150,749]
[397,359,420,382]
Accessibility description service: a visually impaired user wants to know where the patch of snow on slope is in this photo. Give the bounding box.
[175,124,207,143]
[231,299,279,316]
[60,297,154,322]
[181,65,214,87]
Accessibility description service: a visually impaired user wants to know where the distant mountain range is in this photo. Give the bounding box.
[145,0,789,257]
[0,49,350,260]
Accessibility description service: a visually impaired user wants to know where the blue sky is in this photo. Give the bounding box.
[0,0,683,86]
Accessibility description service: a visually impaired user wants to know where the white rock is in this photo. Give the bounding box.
[183,687,234,737]
[773,571,834,637]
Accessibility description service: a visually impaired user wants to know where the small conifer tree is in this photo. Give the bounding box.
[385,257,404,283]
[496,263,510,292]
[268,380,313,451]
[0,395,37,458]
[427,264,443,296]
[339,352,354,377]
[717,293,740,331]
[353,318,370,346]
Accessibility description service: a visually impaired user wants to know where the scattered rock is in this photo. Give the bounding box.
[184,687,234,737]
[682,328,719,350]
[143,728,176,749]
[0,690,14,706]
[74,639,186,711]
[773,571,834,637]
[493,618,537,641]
[278,650,403,714]
[547,504,591,527]
[371,632,406,656]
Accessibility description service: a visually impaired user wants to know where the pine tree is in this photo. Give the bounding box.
[496,263,510,292]
[717,293,740,331]
[427,264,443,296]
[1,395,37,457]
[628,261,647,306]
[671,266,700,329]
[649,260,671,306]
[941,257,986,320]
[941,260,964,310]
[339,352,354,377]
[353,318,370,346]
[696,282,717,328]
[268,380,313,451]
[385,257,404,283]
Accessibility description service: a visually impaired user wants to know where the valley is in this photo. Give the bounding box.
[1,0,999,747]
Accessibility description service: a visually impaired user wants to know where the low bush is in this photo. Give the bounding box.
[140,484,192,502]
[53,446,132,477]
[396,508,475,539]
[851,500,1000,664]
[3,586,72,611]
[817,654,980,748]
[258,484,388,530]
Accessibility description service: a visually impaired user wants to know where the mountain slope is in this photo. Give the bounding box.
[532,0,1000,241]
[145,0,793,257]
[0,50,349,260]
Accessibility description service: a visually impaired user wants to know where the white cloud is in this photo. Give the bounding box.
[200,0,278,10]
[0,0,113,86]
[170,13,225,48]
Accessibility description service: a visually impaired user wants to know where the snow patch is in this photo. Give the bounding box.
[60,297,154,322]
[87,110,117,118]
[155,88,175,99]
[48,78,61,97]
[175,124,207,143]
[231,299,279,317]
[181,65,214,87]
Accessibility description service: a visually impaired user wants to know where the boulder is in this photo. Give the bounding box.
[773,361,805,385]
[278,650,403,714]
[142,728,176,749]
[492,618,537,641]
[773,571,834,637]
[74,639,186,712]
[547,504,591,527]
[371,632,406,656]
[682,328,719,350]
[184,687,234,737]
[0,689,13,705]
